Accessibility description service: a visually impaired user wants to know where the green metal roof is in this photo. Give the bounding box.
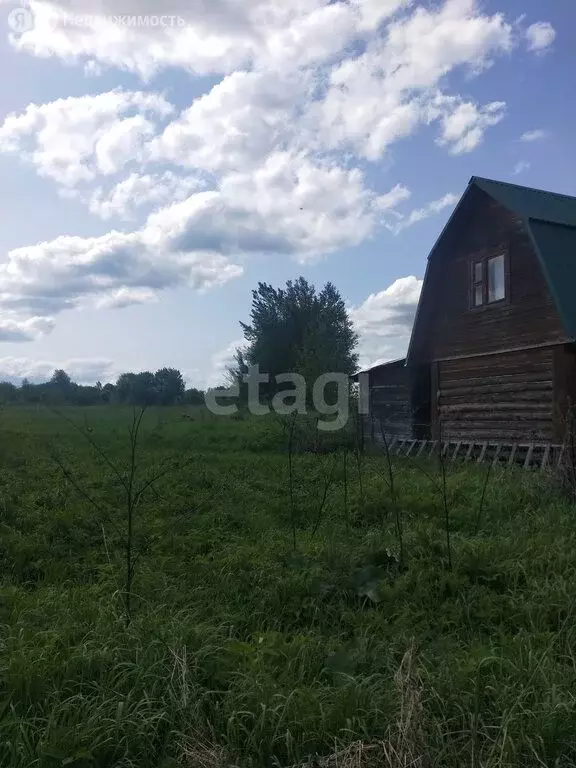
[527,219,576,339]
[472,176,576,227]
[406,176,576,362]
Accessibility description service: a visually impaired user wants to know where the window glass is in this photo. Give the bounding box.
[488,254,505,302]
[474,261,483,283]
[474,284,483,307]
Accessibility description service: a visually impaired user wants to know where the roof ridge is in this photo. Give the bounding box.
[527,217,576,229]
[357,356,406,373]
[471,176,576,204]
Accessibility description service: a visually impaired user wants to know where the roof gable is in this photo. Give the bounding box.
[472,177,576,227]
[406,177,576,363]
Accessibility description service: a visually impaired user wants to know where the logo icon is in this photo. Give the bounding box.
[7,7,34,33]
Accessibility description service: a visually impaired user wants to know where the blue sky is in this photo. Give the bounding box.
[0,0,573,386]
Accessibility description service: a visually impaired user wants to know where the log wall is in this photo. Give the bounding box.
[366,361,413,440]
[437,347,555,441]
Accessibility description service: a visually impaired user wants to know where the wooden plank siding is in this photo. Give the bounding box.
[553,344,576,442]
[433,202,565,359]
[437,348,555,441]
[410,187,568,365]
[365,361,412,439]
[406,184,574,444]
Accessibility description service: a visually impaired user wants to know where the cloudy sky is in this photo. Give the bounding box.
[0,0,573,386]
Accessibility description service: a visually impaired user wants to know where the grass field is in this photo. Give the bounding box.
[1,405,576,767]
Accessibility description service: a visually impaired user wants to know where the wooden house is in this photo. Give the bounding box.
[363,176,576,445]
[357,358,411,440]
[357,358,430,441]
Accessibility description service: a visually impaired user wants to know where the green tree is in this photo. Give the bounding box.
[101,383,116,403]
[135,372,157,405]
[47,369,74,404]
[154,368,185,405]
[236,277,358,396]
[116,372,157,406]
[0,382,17,403]
[228,349,249,401]
[70,385,100,406]
[115,373,137,404]
[50,369,72,389]
[183,387,204,405]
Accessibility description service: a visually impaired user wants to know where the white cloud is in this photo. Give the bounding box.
[89,171,203,220]
[0,0,540,349]
[255,1,365,71]
[94,115,156,175]
[525,22,556,53]
[512,160,530,176]
[384,192,458,234]
[520,129,547,142]
[94,287,159,309]
[150,69,308,174]
[7,0,412,78]
[311,0,512,160]
[0,94,454,332]
[3,1,517,202]
[211,152,375,262]
[205,338,246,388]
[436,99,506,154]
[13,0,510,93]
[0,356,119,384]
[374,184,411,211]
[0,316,54,342]
[6,0,514,176]
[0,150,375,326]
[0,223,243,322]
[352,0,414,32]
[0,89,173,186]
[8,0,257,78]
[148,0,514,186]
[136,153,376,265]
[350,275,422,368]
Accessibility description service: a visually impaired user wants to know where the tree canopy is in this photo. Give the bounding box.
[0,368,200,407]
[233,277,358,395]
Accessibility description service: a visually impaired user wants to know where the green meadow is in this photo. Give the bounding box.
[1,406,575,767]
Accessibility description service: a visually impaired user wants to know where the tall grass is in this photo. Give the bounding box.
[0,407,575,766]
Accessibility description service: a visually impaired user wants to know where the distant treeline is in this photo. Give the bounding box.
[0,368,205,406]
